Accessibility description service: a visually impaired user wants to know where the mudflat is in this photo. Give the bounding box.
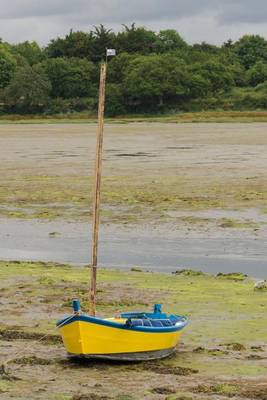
[0,123,267,399]
[0,123,266,275]
[0,122,266,222]
[0,261,266,400]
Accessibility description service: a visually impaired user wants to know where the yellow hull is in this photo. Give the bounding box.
[59,319,183,360]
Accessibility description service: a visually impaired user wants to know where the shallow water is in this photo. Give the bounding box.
[0,219,266,278]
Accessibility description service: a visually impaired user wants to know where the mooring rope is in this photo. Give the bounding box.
[0,314,75,375]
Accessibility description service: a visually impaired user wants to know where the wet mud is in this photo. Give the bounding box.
[0,123,266,277]
[0,261,266,399]
[0,123,266,398]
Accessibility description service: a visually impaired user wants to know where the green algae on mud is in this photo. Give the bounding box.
[0,174,266,225]
[216,272,248,281]
[1,260,267,346]
[0,261,266,399]
[193,383,239,396]
[0,122,266,239]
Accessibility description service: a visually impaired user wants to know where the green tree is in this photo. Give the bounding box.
[60,30,94,59]
[46,26,115,62]
[123,54,189,110]
[0,46,16,88]
[188,74,211,98]
[192,42,220,54]
[155,29,187,52]
[4,65,51,112]
[247,61,267,86]
[45,37,68,58]
[41,57,97,98]
[227,61,247,87]
[91,25,116,61]
[223,39,234,49]
[234,35,267,69]
[107,52,135,83]
[116,24,157,54]
[11,41,43,65]
[190,60,234,94]
[106,83,125,116]
[46,30,95,60]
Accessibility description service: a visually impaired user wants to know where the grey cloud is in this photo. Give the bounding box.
[79,0,213,24]
[217,0,267,24]
[1,0,267,25]
[0,0,266,44]
[0,0,213,22]
[0,0,81,19]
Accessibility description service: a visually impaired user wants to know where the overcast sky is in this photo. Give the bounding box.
[1,0,267,46]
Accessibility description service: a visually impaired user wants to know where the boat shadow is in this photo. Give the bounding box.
[65,356,139,368]
[59,350,192,371]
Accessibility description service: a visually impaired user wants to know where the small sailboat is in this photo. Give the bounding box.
[57,54,188,361]
[58,301,188,361]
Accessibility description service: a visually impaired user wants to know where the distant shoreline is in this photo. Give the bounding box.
[0,110,267,124]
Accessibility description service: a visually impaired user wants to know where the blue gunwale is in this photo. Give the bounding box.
[57,314,188,333]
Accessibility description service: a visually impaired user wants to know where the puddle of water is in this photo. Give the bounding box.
[0,219,266,278]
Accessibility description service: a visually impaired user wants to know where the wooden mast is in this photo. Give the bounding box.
[89,62,107,316]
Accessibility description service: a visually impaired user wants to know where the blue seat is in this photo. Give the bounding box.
[126,318,176,328]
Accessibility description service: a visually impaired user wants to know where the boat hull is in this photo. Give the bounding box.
[68,347,176,361]
[59,318,184,361]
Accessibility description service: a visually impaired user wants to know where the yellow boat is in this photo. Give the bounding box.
[57,59,188,361]
[58,302,188,361]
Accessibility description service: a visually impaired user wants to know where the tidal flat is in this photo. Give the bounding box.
[0,123,266,398]
[0,122,266,276]
[0,261,266,400]
[0,122,266,223]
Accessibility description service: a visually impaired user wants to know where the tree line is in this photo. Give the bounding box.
[0,24,267,116]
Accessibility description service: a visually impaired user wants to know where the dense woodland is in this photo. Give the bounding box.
[0,24,267,116]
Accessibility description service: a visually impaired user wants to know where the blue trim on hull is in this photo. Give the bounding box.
[57,314,188,333]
